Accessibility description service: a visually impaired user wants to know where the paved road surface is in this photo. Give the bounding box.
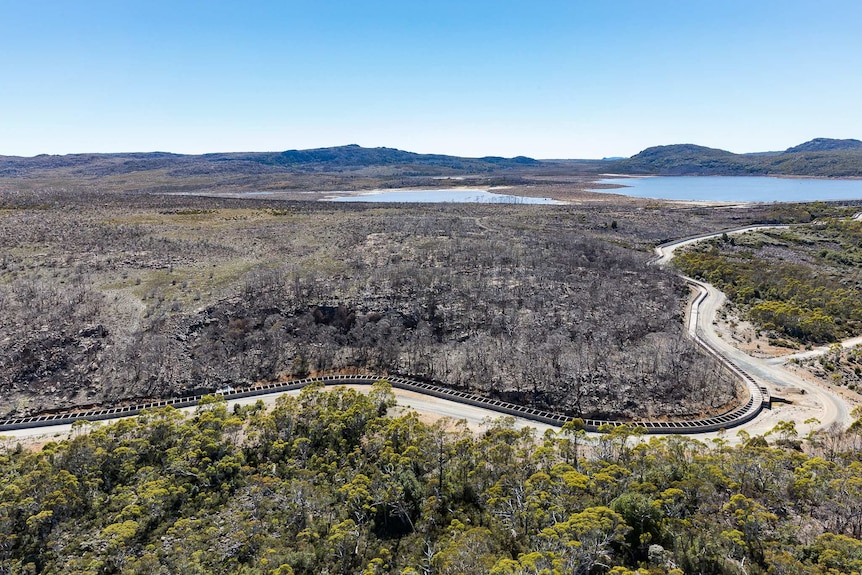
[654,226,854,439]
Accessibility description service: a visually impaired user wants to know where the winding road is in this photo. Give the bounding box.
[2,225,856,444]
[654,226,855,438]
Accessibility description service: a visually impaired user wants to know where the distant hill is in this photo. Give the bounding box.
[785,138,862,153]
[612,144,757,176]
[227,144,539,169]
[0,144,539,178]
[611,138,862,177]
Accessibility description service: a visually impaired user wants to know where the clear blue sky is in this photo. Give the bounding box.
[2,1,861,158]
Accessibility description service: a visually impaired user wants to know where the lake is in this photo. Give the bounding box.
[326,188,563,204]
[591,176,862,203]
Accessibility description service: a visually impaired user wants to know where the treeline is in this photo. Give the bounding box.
[4,384,862,574]
[673,219,862,343]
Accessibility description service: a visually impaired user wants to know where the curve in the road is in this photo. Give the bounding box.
[0,372,763,435]
[654,225,853,434]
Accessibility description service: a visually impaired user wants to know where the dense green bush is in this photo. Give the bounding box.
[674,219,862,343]
[3,385,862,574]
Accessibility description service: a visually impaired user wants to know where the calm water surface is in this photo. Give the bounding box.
[327,188,562,204]
[592,176,862,202]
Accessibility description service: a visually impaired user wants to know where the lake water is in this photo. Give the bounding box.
[592,176,862,202]
[327,188,563,204]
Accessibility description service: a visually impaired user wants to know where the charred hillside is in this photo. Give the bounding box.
[0,192,766,421]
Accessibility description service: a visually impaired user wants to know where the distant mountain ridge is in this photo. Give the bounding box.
[3,139,861,181]
[0,144,538,178]
[611,138,862,177]
[215,144,539,168]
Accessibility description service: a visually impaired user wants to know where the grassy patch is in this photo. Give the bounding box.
[104,259,260,314]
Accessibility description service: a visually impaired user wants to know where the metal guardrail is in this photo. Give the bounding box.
[684,280,769,423]
[0,371,766,435]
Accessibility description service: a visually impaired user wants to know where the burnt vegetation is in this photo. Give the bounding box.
[0,185,782,421]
